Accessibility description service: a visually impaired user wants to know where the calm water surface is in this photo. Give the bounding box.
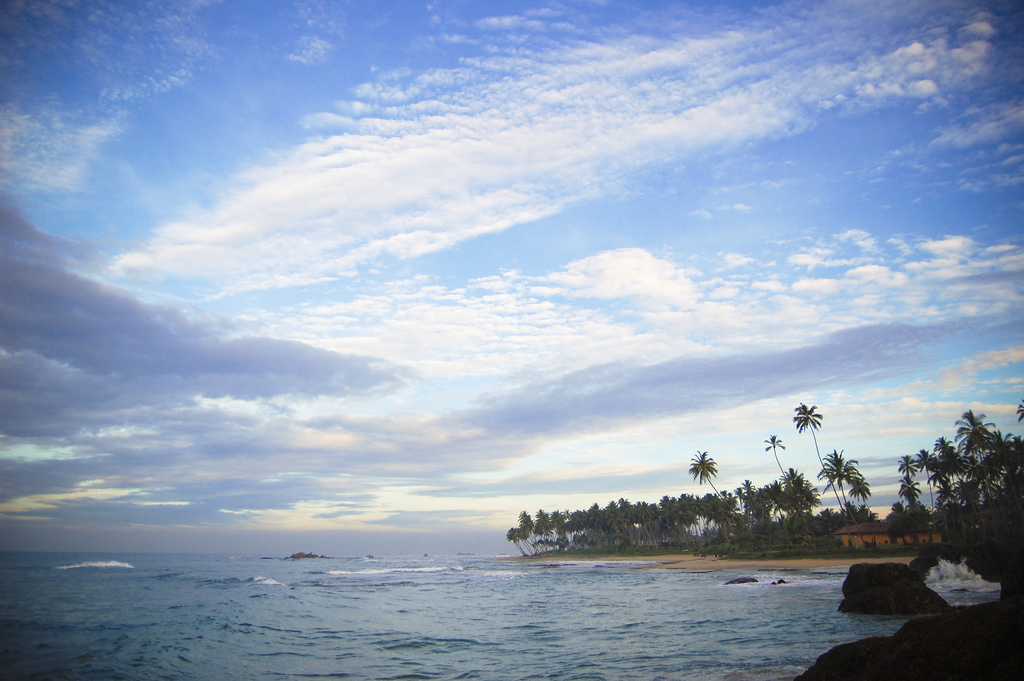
[0,553,999,680]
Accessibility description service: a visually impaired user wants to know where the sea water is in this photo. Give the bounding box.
[0,553,1000,681]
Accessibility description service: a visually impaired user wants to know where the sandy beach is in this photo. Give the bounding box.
[517,553,914,571]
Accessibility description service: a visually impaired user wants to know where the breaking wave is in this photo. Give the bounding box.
[926,558,989,585]
[55,561,134,570]
[326,566,460,575]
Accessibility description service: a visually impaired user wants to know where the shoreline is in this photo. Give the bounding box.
[508,553,914,571]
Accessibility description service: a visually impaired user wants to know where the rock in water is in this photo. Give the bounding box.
[796,597,1024,680]
[723,577,757,585]
[838,562,950,615]
[912,540,1018,582]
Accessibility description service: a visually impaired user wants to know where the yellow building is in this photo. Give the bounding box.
[832,521,942,547]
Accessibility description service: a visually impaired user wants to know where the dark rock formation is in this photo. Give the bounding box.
[1001,549,1024,601]
[723,576,757,584]
[911,540,1019,583]
[795,597,1024,681]
[287,552,326,559]
[838,562,950,615]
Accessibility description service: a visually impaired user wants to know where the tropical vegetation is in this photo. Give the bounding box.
[887,406,1024,543]
[508,402,874,555]
[506,399,1023,555]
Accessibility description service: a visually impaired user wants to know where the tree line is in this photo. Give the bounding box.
[888,404,1024,543]
[506,400,1023,555]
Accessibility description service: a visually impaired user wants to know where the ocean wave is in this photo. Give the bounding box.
[929,557,991,585]
[55,561,134,570]
[252,576,283,585]
[926,558,998,588]
[326,566,454,576]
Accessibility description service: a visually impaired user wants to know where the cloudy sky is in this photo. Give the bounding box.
[1,0,1022,555]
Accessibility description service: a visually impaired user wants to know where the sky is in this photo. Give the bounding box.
[1,0,1022,556]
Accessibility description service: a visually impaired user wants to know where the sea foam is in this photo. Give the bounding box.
[926,557,988,585]
[925,558,999,605]
[55,561,134,570]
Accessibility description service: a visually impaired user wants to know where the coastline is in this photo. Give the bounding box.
[509,553,914,571]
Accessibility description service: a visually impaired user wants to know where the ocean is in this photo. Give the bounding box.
[0,552,1000,681]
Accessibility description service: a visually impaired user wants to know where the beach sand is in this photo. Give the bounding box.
[519,553,914,571]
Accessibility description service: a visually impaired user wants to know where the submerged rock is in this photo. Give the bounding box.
[796,597,1024,680]
[723,577,757,585]
[838,562,950,615]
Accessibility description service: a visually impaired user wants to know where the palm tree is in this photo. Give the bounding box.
[818,449,858,525]
[690,451,720,495]
[794,403,826,470]
[848,473,872,509]
[736,479,757,530]
[899,474,921,508]
[898,454,917,479]
[1018,399,1023,423]
[782,468,819,537]
[956,410,995,462]
[765,435,786,476]
[916,447,936,510]
[765,479,791,545]
[956,410,996,538]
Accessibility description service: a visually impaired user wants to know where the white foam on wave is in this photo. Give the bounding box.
[926,558,999,596]
[55,561,134,570]
[326,566,454,576]
[252,576,282,585]
[927,558,987,584]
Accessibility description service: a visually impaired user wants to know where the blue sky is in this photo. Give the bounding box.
[1,0,1022,555]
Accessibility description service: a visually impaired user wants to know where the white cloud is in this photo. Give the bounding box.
[114,2,1004,294]
[0,105,121,192]
[792,277,842,296]
[720,252,754,268]
[255,234,1024,386]
[544,249,702,310]
[930,100,1024,149]
[288,35,334,65]
[838,229,877,252]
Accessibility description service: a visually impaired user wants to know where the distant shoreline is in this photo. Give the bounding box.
[507,553,914,571]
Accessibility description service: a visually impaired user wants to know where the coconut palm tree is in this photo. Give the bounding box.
[899,474,921,508]
[817,449,856,525]
[765,435,786,476]
[764,479,791,544]
[847,473,872,509]
[690,451,720,495]
[782,468,819,537]
[916,447,936,510]
[736,479,757,531]
[956,410,996,538]
[1018,399,1023,422]
[794,403,826,470]
[956,410,995,462]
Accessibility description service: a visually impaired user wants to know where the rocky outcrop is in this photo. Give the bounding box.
[910,540,1018,582]
[1001,549,1024,601]
[723,577,757,584]
[838,562,950,615]
[795,597,1024,681]
[287,552,327,559]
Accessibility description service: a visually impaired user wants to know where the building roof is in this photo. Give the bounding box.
[831,521,890,535]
